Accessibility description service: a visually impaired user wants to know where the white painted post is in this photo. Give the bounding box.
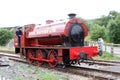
[111,43,114,56]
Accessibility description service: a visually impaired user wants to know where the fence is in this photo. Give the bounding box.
[85,41,120,55]
[104,43,120,55]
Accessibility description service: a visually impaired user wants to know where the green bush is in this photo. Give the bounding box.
[0,29,15,46]
[106,14,120,43]
[90,24,106,41]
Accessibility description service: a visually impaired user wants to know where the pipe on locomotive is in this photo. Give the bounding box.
[68,13,76,19]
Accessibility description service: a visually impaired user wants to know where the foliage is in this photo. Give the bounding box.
[108,10,119,20]
[94,51,120,60]
[88,10,120,43]
[90,24,106,41]
[0,28,15,46]
[106,14,120,43]
[93,15,109,27]
[85,21,92,31]
[93,11,119,27]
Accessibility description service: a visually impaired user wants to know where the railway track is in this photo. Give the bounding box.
[82,61,118,66]
[95,60,120,64]
[1,51,120,66]
[7,57,120,80]
[0,50,14,54]
[0,51,120,80]
[1,50,120,64]
[0,53,20,58]
[70,66,120,80]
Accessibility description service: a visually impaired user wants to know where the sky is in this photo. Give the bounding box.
[0,0,120,27]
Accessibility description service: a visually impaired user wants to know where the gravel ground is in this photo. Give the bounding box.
[0,57,90,80]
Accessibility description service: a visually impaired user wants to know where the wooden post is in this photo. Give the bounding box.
[105,44,107,51]
[111,43,114,56]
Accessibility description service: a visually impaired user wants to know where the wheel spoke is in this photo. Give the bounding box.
[28,49,34,64]
[47,50,58,67]
[36,49,44,66]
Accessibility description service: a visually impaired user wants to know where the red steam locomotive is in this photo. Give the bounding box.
[14,14,99,67]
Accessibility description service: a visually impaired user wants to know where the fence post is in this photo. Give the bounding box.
[104,43,106,51]
[111,43,114,56]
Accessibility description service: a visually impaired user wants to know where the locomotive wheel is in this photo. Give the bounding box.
[28,49,34,64]
[36,49,44,66]
[47,50,58,67]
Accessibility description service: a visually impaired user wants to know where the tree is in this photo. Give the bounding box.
[106,14,120,43]
[90,24,106,41]
[93,11,119,27]
[0,29,15,46]
[108,10,119,20]
[93,15,109,27]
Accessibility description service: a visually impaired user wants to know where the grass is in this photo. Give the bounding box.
[0,46,14,51]
[36,72,60,80]
[94,51,120,60]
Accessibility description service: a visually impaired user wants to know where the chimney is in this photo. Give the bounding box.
[68,13,76,19]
